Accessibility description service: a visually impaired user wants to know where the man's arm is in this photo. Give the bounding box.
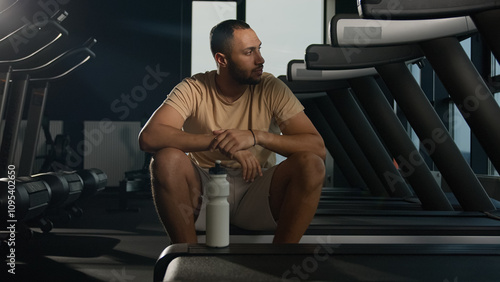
[138,104,215,153]
[213,111,326,161]
[257,111,326,161]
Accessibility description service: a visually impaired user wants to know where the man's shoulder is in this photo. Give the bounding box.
[174,70,216,93]
[189,70,216,83]
[259,72,291,92]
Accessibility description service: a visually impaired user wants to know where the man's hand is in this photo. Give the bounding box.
[209,129,261,181]
[232,150,262,182]
[210,129,255,158]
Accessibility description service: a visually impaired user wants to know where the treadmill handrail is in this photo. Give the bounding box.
[12,39,96,73]
[31,55,92,81]
[287,59,377,81]
[0,0,29,42]
[0,19,69,64]
[0,0,67,42]
[331,14,477,47]
[24,47,96,81]
[358,0,500,20]
[0,33,63,64]
[278,75,349,94]
[0,0,19,15]
[0,22,27,43]
[305,44,423,70]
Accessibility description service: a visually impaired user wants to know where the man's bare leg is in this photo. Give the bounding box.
[150,148,202,243]
[269,151,325,243]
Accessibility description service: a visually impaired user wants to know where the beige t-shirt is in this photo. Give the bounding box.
[165,71,304,169]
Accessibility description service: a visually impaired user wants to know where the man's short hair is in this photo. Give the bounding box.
[210,19,251,57]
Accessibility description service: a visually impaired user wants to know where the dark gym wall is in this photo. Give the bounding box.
[43,0,185,123]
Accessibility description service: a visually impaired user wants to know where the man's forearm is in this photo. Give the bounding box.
[139,125,215,153]
[255,130,326,161]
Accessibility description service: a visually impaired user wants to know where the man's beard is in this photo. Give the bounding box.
[227,59,262,85]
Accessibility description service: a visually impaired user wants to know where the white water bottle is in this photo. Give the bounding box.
[206,160,230,247]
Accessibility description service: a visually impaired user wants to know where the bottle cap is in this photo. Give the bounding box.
[209,160,227,175]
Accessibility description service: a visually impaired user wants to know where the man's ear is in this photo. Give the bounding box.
[215,52,227,67]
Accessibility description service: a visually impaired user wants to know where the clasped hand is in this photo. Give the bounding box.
[209,129,262,182]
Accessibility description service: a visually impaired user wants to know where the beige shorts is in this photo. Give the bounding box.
[193,163,278,231]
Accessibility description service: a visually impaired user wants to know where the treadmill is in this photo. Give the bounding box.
[282,66,393,198]
[17,37,97,176]
[0,8,96,176]
[0,10,69,176]
[294,34,500,237]
[283,61,451,210]
[301,2,500,248]
[155,243,500,281]
[357,0,500,176]
[310,14,496,212]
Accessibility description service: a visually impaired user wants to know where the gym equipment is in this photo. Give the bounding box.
[37,116,73,173]
[18,37,97,175]
[286,59,377,81]
[285,61,415,197]
[308,16,497,212]
[0,8,68,95]
[0,175,52,238]
[107,152,151,213]
[32,171,83,211]
[299,98,370,191]
[76,168,107,199]
[358,1,500,62]
[306,44,423,70]
[0,0,61,42]
[0,168,107,235]
[31,171,83,232]
[282,76,388,196]
[194,200,500,244]
[0,11,69,175]
[331,14,476,47]
[357,0,500,20]
[288,59,455,211]
[0,11,69,62]
[351,76,454,209]
[356,1,500,176]
[287,59,453,211]
[0,0,18,15]
[154,243,500,281]
[306,43,494,211]
[0,0,103,241]
[0,176,51,223]
[329,87,413,198]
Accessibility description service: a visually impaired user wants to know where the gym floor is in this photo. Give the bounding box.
[5,188,169,282]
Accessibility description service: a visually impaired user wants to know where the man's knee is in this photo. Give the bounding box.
[287,151,325,178]
[278,152,325,193]
[151,148,189,172]
[150,148,193,186]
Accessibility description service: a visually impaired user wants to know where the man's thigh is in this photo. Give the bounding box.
[230,166,278,231]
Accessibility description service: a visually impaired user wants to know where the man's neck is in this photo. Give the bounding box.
[215,72,248,103]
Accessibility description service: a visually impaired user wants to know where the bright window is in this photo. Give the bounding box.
[246,0,324,77]
[450,38,472,163]
[191,1,237,75]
